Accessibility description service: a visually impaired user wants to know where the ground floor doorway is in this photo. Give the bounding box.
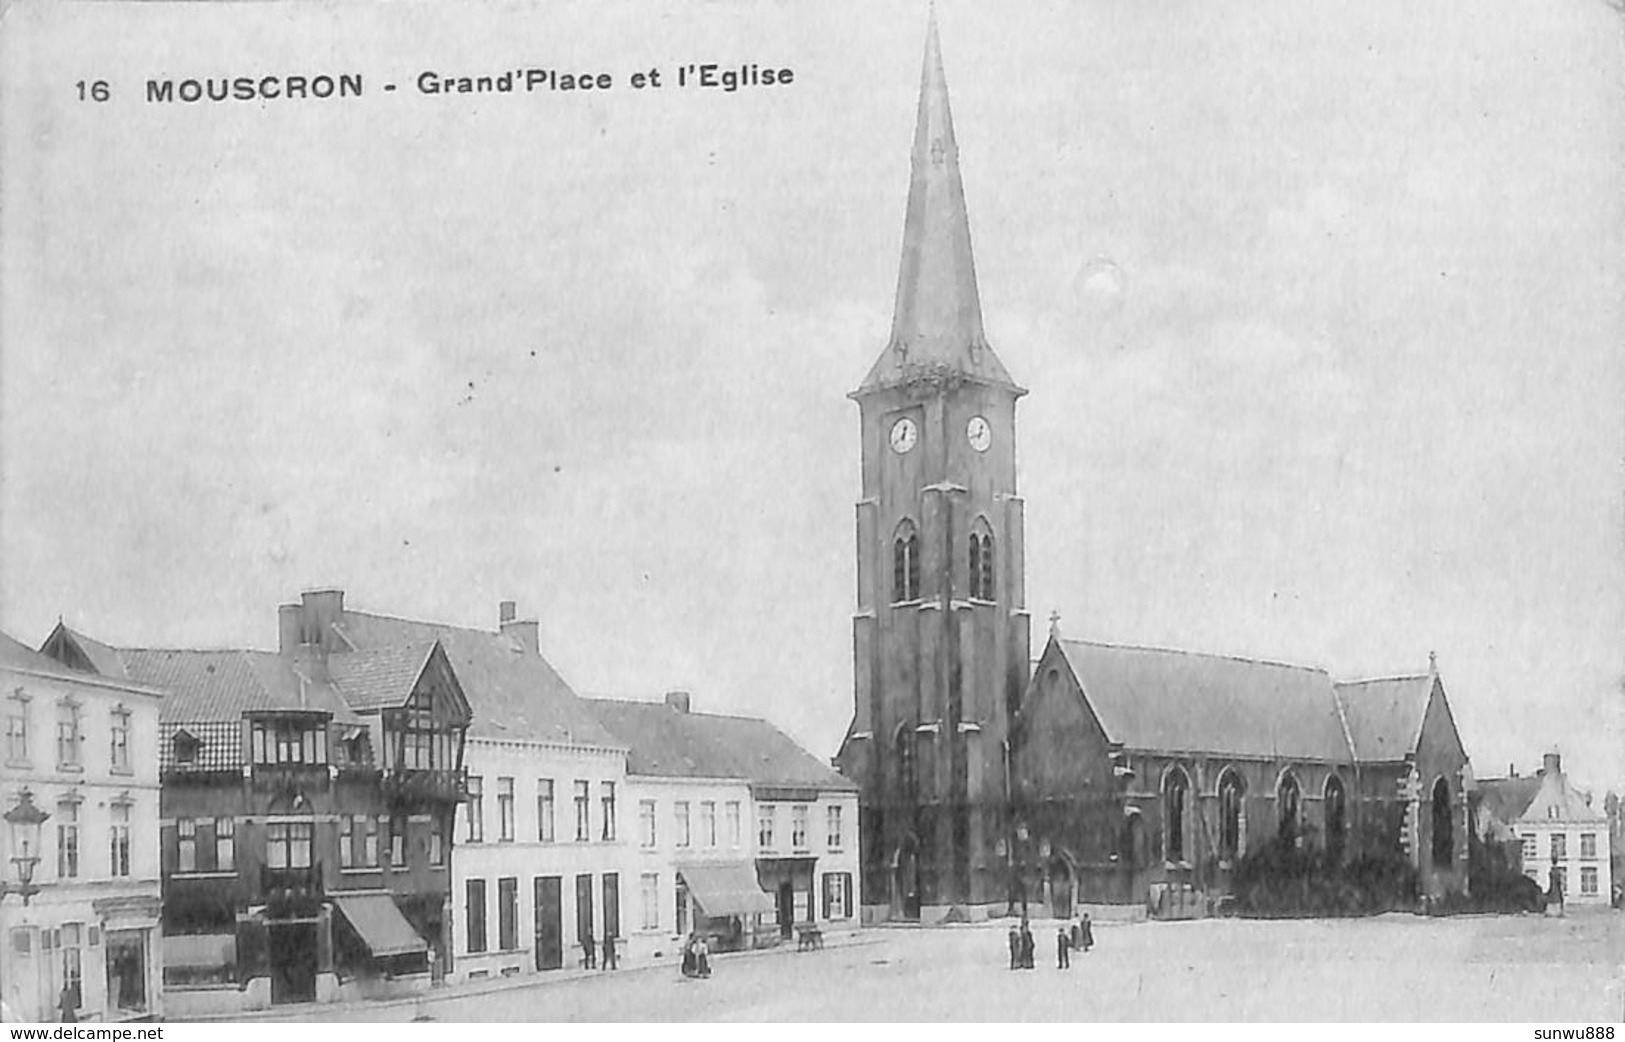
[534,876,563,971]
[268,922,318,1005]
[104,930,148,1016]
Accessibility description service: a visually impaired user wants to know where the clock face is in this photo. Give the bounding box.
[889,417,918,454]
[967,416,992,452]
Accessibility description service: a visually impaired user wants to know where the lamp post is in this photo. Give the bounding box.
[2,789,49,1022]
[2,788,48,904]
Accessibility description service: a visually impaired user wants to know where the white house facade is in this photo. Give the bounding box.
[1514,752,1612,905]
[453,737,627,980]
[621,773,761,961]
[1,633,165,1023]
[587,693,861,952]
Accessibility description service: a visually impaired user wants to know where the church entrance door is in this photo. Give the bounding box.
[893,845,921,920]
[1048,857,1074,920]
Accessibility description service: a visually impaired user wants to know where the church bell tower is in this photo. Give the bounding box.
[836,14,1030,919]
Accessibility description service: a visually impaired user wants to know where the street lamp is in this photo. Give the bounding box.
[3,788,49,904]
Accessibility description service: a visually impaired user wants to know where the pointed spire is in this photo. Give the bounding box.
[857,12,1020,394]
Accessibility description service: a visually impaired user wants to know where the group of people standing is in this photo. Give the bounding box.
[680,932,713,979]
[1008,914,1094,970]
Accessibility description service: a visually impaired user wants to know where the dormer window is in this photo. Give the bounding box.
[173,731,201,765]
[250,717,328,766]
[382,685,465,773]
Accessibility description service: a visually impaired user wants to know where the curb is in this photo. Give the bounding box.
[172,932,885,1023]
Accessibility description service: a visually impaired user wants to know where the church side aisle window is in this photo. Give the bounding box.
[1218,770,1245,861]
[892,522,920,602]
[1163,768,1189,863]
[1278,772,1302,844]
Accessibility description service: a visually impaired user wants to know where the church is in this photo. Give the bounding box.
[834,17,1472,923]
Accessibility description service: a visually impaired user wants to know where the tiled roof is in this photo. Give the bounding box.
[0,631,79,675]
[1476,776,1541,828]
[585,697,855,791]
[1052,639,1351,761]
[62,627,130,680]
[327,642,439,711]
[1519,768,1606,825]
[1333,675,1433,763]
[117,648,359,725]
[335,611,620,747]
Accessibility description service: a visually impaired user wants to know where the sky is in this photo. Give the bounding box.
[3,0,1622,792]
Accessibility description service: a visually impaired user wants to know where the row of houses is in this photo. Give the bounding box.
[0,589,857,1020]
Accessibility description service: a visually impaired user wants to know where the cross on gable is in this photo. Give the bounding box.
[929,137,946,165]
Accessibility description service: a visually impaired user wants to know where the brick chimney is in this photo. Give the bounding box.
[1543,751,1562,777]
[300,589,345,650]
[278,603,301,655]
[665,690,691,714]
[499,601,538,655]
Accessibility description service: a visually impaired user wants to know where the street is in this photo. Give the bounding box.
[266,910,1624,1022]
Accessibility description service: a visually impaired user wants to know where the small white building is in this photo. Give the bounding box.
[584,693,763,961]
[587,692,860,953]
[1513,752,1612,905]
[1,633,165,1023]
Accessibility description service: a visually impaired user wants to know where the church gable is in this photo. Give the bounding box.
[1415,677,1468,774]
[1013,639,1114,801]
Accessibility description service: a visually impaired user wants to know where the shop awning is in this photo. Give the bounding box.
[333,893,427,958]
[679,863,776,918]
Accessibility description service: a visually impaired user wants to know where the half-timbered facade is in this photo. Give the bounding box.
[39,600,470,1014]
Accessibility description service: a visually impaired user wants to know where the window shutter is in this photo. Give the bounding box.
[821,874,831,920]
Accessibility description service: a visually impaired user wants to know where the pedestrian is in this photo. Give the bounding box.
[582,930,597,969]
[601,932,618,970]
[58,985,76,1023]
[1079,913,1094,953]
[1070,920,1081,950]
[695,934,712,978]
[1019,919,1035,969]
[1008,925,1020,970]
[1056,927,1070,969]
[681,934,697,978]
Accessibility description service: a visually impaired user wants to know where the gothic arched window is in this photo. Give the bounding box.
[968,520,994,600]
[1218,769,1245,861]
[1163,767,1190,863]
[1431,777,1453,869]
[1277,771,1302,844]
[1325,775,1347,863]
[894,724,917,798]
[892,521,920,603]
